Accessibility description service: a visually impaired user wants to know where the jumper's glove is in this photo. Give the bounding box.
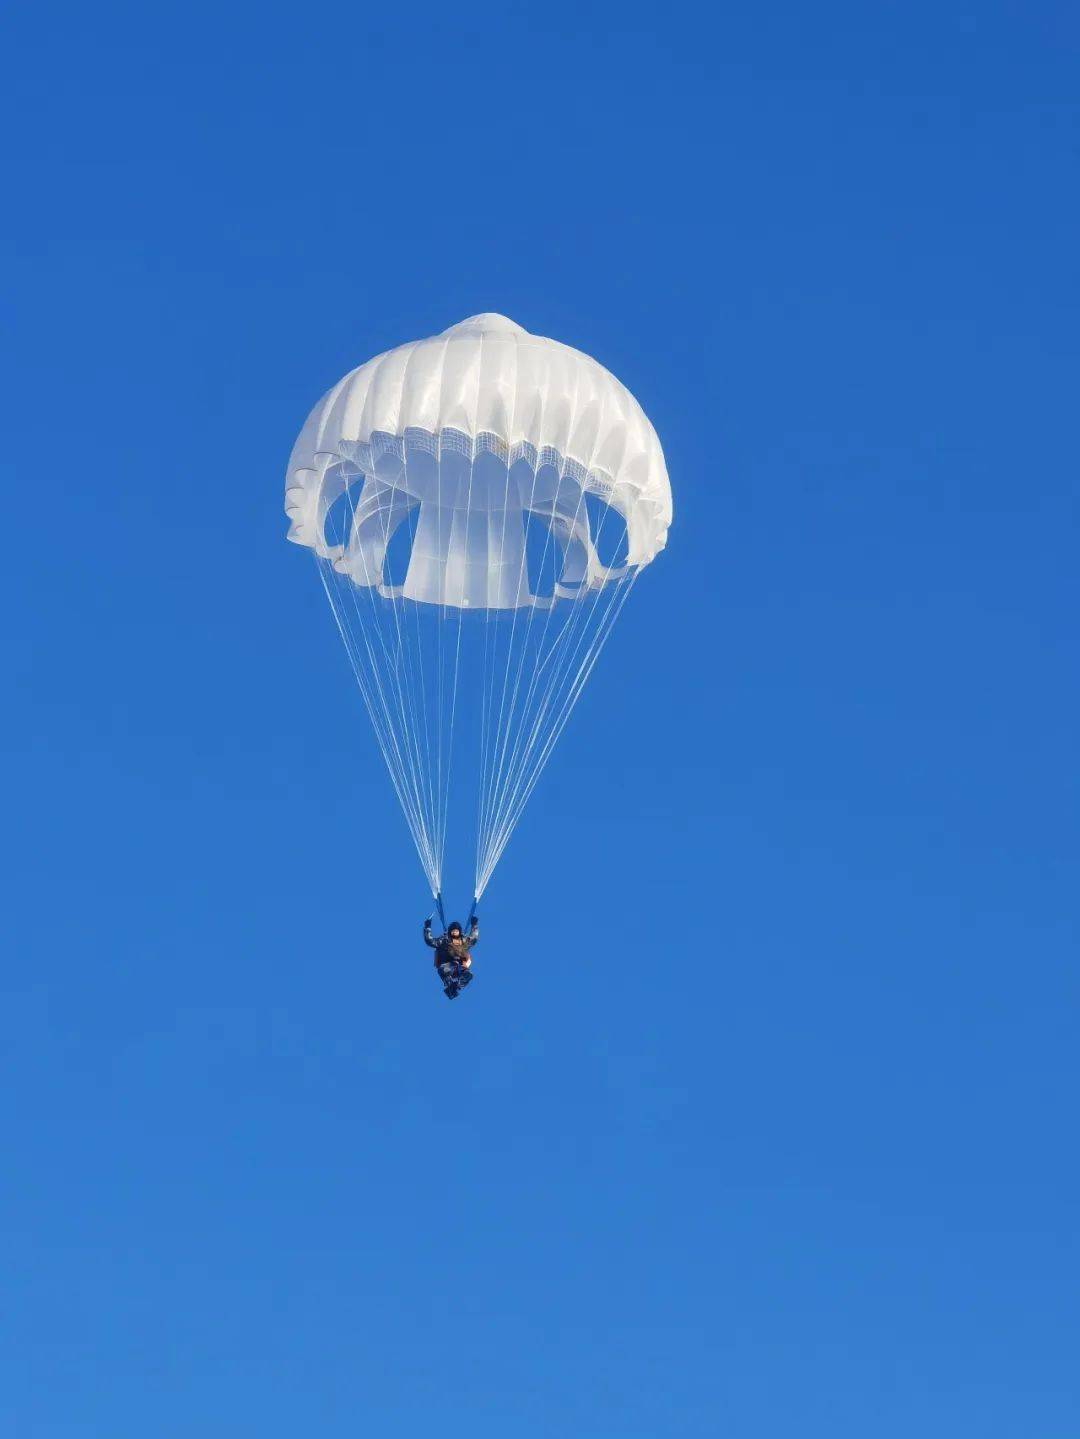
[469,914,477,927]
[423,918,432,932]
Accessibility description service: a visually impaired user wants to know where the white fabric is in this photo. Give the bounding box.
[284,314,671,607]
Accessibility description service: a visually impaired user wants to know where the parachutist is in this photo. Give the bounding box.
[424,915,479,1001]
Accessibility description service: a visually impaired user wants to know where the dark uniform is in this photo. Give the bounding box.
[424,917,478,999]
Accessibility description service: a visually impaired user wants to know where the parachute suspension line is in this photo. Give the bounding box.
[436,419,479,887]
[374,451,435,878]
[321,556,417,854]
[323,561,437,893]
[480,440,543,834]
[474,459,512,884]
[502,555,638,858]
[487,556,605,850]
[475,522,499,890]
[321,468,441,895]
[475,450,590,879]
[477,566,640,897]
[435,427,445,886]
[479,574,639,896]
[317,556,439,893]
[481,370,627,880]
[474,424,553,880]
[477,455,566,866]
[343,471,438,883]
[475,473,640,898]
[317,561,410,842]
[474,461,634,898]
[476,577,630,899]
[401,483,438,882]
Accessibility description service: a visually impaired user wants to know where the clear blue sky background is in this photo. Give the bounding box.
[3,2,1078,1435]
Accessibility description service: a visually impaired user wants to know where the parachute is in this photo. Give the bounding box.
[285,313,672,913]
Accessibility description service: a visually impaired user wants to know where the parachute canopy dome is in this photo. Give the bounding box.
[285,315,672,904]
[284,314,672,608]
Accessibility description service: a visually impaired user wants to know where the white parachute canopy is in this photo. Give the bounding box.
[285,313,672,906]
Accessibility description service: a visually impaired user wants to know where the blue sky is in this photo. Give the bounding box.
[3,1,1078,1434]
